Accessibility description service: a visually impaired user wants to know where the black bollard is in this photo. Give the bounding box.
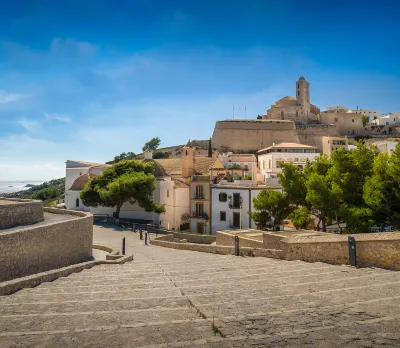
[140,230,143,240]
[234,236,240,256]
[122,237,126,255]
[145,232,148,245]
[348,236,356,266]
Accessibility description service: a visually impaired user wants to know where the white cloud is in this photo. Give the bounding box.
[44,112,71,123]
[50,37,98,56]
[16,118,40,131]
[0,90,24,104]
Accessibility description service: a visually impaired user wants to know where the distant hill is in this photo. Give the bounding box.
[3,177,66,207]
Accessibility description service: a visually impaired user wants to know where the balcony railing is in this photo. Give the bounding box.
[192,212,209,220]
[193,193,206,199]
[229,203,241,209]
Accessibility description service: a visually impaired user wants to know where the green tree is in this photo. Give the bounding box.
[34,186,59,201]
[289,206,312,230]
[362,115,369,126]
[248,190,291,231]
[153,151,169,159]
[80,160,165,219]
[142,137,161,152]
[278,162,308,207]
[208,138,212,157]
[257,115,262,119]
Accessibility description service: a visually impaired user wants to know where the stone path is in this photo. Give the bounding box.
[1,225,400,347]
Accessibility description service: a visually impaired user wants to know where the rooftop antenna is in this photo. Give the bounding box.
[233,104,235,119]
[245,105,247,119]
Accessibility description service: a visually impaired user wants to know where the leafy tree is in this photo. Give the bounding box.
[80,160,165,219]
[362,115,369,126]
[142,137,161,152]
[249,190,291,231]
[153,151,169,159]
[226,163,241,169]
[278,162,308,207]
[208,138,212,157]
[289,206,312,230]
[34,186,59,201]
[257,115,262,119]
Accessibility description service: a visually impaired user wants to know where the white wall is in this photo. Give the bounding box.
[349,109,380,124]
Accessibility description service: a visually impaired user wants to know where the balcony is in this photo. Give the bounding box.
[228,203,241,209]
[192,212,209,220]
[192,193,206,200]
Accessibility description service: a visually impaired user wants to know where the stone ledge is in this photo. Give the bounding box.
[0,251,133,296]
[150,237,283,259]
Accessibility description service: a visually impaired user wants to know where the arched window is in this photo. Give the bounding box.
[280,111,284,120]
[334,117,338,122]
[185,150,188,156]
[296,110,299,118]
[76,198,79,207]
[167,189,169,198]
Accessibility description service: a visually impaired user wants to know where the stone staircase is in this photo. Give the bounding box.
[1,230,400,347]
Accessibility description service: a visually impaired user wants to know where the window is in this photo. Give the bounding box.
[196,203,204,216]
[281,111,284,120]
[297,91,300,96]
[167,189,169,198]
[296,110,299,117]
[220,211,226,221]
[195,185,204,199]
[269,159,271,168]
[76,198,79,207]
[185,150,188,155]
[233,212,240,228]
[352,119,354,122]
[232,193,241,208]
[334,118,338,122]
[263,160,265,169]
[219,192,227,202]
[244,164,248,171]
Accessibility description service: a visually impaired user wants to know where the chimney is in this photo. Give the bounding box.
[144,149,153,160]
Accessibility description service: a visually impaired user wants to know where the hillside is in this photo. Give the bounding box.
[3,178,65,207]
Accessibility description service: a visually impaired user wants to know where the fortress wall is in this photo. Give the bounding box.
[212,120,299,151]
[319,112,363,136]
[267,105,317,124]
[296,124,339,150]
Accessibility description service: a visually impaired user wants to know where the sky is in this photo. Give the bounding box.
[0,0,399,181]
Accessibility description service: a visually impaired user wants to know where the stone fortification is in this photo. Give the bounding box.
[0,198,44,229]
[211,119,299,151]
[318,111,364,135]
[296,124,340,150]
[0,208,93,282]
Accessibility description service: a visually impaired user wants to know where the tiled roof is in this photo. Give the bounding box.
[173,180,189,189]
[258,142,317,152]
[194,158,223,174]
[70,173,96,191]
[275,96,297,105]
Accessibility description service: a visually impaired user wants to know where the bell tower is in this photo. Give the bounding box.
[181,140,195,178]
[296,76,310,107]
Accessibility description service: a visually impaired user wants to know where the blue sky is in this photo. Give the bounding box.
[0,0,399,180]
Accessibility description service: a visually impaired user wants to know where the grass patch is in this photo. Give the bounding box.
[212,318,226,338]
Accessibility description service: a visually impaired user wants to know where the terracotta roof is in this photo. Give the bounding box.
[258,142,317,152]
[67,160,105,166]
[173,180,189,189]
[194,158,223,174]
[70,173,96,191]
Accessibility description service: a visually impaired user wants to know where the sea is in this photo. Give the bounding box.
[0,181,44,195]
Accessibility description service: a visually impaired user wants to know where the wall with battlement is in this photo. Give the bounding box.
[212,120,299,151]
[0,198,44,230]
[0,208,93,282]
[296,124,339,150]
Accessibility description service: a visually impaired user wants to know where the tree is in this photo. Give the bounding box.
[248,190,291,231]
[153,151,169,159]
[34,186,59,201]
[257,115,262,119]
[289,207,312,230]
[80,160,165,219]
[208,138,212,157]
[362,115,369,126]
[278,162,308,207]
[142,137,161,152]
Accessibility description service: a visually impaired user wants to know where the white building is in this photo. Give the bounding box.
[65,157,190,230]
[219,152,257,179]
[322,136,348,157]
[348,109,380,124]
[257,142,319,181]
[375,114,398,126]
[372,140,398,154]
[210,181,281,234]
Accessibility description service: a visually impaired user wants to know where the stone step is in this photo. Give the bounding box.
[1,287,183,304]
[179,272,399,296]
[0,296,189,316]
[0,318,215,348]
[0,306,201,333]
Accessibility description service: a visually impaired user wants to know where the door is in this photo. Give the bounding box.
[233,193,240,208]
[233,212,240,229]
[197,222,204,234]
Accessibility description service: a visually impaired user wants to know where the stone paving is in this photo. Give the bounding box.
[1,225,400,347]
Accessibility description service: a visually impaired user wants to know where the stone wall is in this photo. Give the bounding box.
[212,120,299,151]
[0,208,93,282]
[282,232,400,270]
[216,231,264,249]
[0,198,44,230]
[173,232,216,244]
[296,124,339,150]
[263,233,286,250]
[319,112,364,136]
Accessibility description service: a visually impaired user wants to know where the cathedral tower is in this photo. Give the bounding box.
[296,76,310,107]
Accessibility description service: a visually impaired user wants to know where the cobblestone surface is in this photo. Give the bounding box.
[1,224,400,347]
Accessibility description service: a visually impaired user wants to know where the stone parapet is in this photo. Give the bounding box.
[0,198,44,230]
[0,208,93,282]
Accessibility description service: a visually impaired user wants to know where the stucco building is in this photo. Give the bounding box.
[322,136,349,157]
